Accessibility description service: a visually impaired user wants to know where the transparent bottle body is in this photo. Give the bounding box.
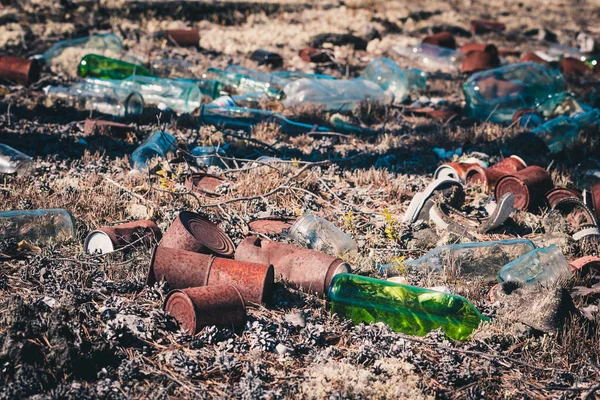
[41,33,123,64]
[364,58,410,103]
[328,274,487,341]
[393,43,463,72]
[463,62,565,124]
[0,144,33,175]
[205,68,282,98]
[45,81,144,117]
[78,54,154,80]
[531,109,600,153]
[282,78,391,111]
[381,239,536,280]
[225,65,286,93]
[200,105,328,134]
[272,71,336,82]
[89,77,201,114]
[0,209,76,246]
[190,146,228,168]
[131,131,177,171]
[497,245,572,285]
[289,213,357,256]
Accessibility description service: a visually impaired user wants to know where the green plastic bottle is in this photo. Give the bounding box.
[328,274,488,341]
[78,54,154,80]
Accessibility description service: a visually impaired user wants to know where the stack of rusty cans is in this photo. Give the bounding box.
[148,211,352,334]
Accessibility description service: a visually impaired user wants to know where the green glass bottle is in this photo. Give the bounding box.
[328,274,488,341]
[78,54,154,80]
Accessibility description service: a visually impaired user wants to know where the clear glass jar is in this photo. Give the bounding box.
[191,146,228,168]
[288,213,357,256]
[131,131,177,171]
[497,245,572,285]
[0,209,76,246]
[0,144,33,176]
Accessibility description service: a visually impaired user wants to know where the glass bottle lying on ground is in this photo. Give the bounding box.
[531,109,600,153]
[463,62,565,124]
[44,80,144,117]
[393,43,464,72]
[288,213,357,256]
[190,146,228,169]
[364,58,427,103]
[282,78,392,111]
[0,209,76,246]
[328,274,488,341]
[0,144,33,175]
[497,245,573,285]
[78,54,154,80]
[38,33,123,65]
[151,59,225,100]
[205,67,283,99]
[199,104,330,134]
[87,76,201,114]
[131,131,177,171]
[379,239,537,280]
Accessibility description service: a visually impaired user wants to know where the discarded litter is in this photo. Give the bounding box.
[44,80,145,117]
[393,43,464,72]
[494,165,554,211]
[364,58,426,103]
[164,29,200,47]
[288,213,357,256]
[328,273,488,341]
[0,209,76,246]
[0,56,40,86]
[131,131,177,171]
[531,109,600,153]
[84,219,161,255]
[380,239,536,280]
[78,54,154,80]
[190,146,228,169]
[250,49,283,68]
[0,144,33,175]
[463,62,565,123]
[497,245,573,285]
[37,33,123,65]
[164,285,246,335]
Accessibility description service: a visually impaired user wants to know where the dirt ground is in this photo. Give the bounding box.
[2,0,600,398]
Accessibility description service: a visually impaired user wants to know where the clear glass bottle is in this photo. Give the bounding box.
[78,54,154,80]
[205,67,282,98]
[393,43,464,72]
[380,239,536,280]
[88,76,201,114]
[44,80,144,117]
[151,59,225,100]
[0,144,33,175]
[200,105,330,134]
[38,33,123,65]
[364,58,427,103]
[131,131,177,171]
[328,273,488,341]
[288,213,357,256]
[531,109,600,153]
[463,62,565,124]
[0,209,76,246]
[282,78,392,111]
[497,245,573,285]
[272,71,336,81]
[190,146,228,168]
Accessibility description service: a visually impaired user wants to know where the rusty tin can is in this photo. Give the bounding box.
[546,188,583,208]
[84,219,161,254]
[148,245,213,288]
[570,256,600,274]
[0,56,40,86]
[160,211,235,257]
[422,31,457,49]
[184,173,227,196]
[590,183,600,221]
[434,162,480,182]
[460,45,500,74]
[83,119,134,138]
[165,29,200,47]
[164,285,246,335]
[235,236,350,296]
[495,166,554,211]
[148,245,274,304]
[466,155,527,193]
[248,217,296,235]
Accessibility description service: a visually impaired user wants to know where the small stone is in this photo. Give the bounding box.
[283,312,306,328]
[275,343,294,355]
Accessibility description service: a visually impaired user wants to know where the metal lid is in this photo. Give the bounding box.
[84,231,115,254]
